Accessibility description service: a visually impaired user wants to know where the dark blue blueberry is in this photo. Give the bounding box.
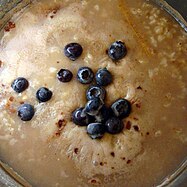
[105,117,124,134]
[72,107,90,126]
[111,98,131,119]
[95,68,112,86]
[57,69,73,82]
[95,105,112,123]
[86,85,106,101]
[77,67,94,84]
[36,87,53,102]
[85,98,103,116]
[11,77,29,93]
[18,104,35,121]
[87,123,106,139]
[64,43,83,61]
[108,41,127,61]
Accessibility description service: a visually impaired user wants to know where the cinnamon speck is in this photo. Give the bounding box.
[135,103,141,108]
[127,160,131,164]
[9,96,14,102]
[133,125,140,132]
[137,86,142,90]
[110,152,115,157]
[126,121,131,130]
[146,132,150,135]
[55,132,61,137]
[100,162,104,166]
[89,178,101,185]
[54,119,67,137]
[111,167,115,169]
[133,117,138,120]
[74,148,79,154]
[0,60,2,67]
[122,157,126,160]
[4,21,16,32]
[91,179,97,184]
[56,119,64,128]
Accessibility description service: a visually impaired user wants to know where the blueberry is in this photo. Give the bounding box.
[111,98,131,119]
[77,67,94,84]
[36,87,53,102]
[64,43,83,61]
[95,105,112,123]
[72,107,91,126]
[86,85,106,101]
[108,41,127,61]
[87,123,106,139]
[105,117,124,134]
[57,69,73,82]
[18,104,35,121]
[95,68,112,86]
[11,77,29,93]
[85,98,103,116]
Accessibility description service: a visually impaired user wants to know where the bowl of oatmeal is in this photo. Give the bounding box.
[0,0,187,186]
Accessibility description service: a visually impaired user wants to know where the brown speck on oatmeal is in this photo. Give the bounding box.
[137,86,142,90]
[100,162,104,166]
[126,121,131,130]
[122,157,126,160]
[0,60,2,67]
[4,21,16,32]
[127,160,131,164]
[133,125,140,132]
[9,96,14,102]
[111,167,115,169]
[88,178,101,185]
[135,103,141,108]
[133,117,138,120]
[53,119,67,137]
[74,148,79,154]
[110,152,115,157]
[56,119,65,128]
[146,132,150,135]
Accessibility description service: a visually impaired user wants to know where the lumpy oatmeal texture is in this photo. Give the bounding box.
[0,0,187,186]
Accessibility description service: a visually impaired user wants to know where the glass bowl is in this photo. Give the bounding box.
[0,0,186,186]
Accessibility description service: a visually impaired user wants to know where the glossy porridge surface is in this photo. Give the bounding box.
[0,0,187,186]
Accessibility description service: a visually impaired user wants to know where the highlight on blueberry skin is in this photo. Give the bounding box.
[84,97,104,116]
[11,77,29,93]
[105,117,124,134]
[111,98,131,119]
[57,69,73,83]
[95,68,112,86]
[18,104,35,121]
[64,43,83,61]
[86,85,106,101]
[77,67,94,84]
[108,41,127,61]
[72,107,91,126]
[87,123,106,139]
[36,87,53,102]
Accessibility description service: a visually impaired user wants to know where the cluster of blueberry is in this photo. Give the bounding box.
[68,41,132,139]
[72,86,131,139]
[11,77,53,121]
[11,40,131,139]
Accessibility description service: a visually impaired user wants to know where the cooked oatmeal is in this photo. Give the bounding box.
[0,0,187,186]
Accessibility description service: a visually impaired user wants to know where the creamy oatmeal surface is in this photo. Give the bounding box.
[0,0,187,186]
